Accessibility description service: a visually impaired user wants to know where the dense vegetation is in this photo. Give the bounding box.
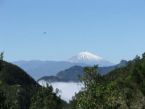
[0,53,63,109]
[71,53,145,109]
[1,52,145,109]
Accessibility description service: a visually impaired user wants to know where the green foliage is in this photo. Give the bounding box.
[0,89,8,109]
[30,85,63,109]
[71,53,145,109]
[0,60,63,109]
[82,65,103,87]
[0,60,40,109]
[2,52,145,109]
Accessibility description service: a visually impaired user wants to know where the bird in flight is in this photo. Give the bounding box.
[43,32,47,35]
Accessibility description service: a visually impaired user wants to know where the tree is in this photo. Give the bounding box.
[0,90,8,109]
[142,52,145,60]
[71,66,105,109]
[71,54,145,109]
[82,65,102,89]
[30,85,62,109]
[0,52,4,71]
[0,52,4,61]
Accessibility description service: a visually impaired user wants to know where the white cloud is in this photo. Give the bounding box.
[39,81,84,102]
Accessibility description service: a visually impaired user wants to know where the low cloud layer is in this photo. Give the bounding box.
[39,81,84,102]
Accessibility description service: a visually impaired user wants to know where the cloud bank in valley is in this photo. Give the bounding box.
[39,81,84,102]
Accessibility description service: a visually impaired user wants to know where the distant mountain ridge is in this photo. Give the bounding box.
[14,60,76,79]
[38,60,128,82]
[14,51,113,80]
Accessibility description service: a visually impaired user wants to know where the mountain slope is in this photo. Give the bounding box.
[57,66,84,82]
[0,61,38,86]
[14,51,113,80]
[0,60,63,109]
[0,60,40,109]
[37,65,113,82]
[69,51,113,66]
[71,53,145,109]
[38,60,127,82]
[14,60,76,79]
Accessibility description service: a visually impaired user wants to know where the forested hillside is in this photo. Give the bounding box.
[0,57,63,109]
[1,52,145,109]
[70,53,145,109]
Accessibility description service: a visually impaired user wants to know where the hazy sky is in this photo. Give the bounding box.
[0,0,145,63]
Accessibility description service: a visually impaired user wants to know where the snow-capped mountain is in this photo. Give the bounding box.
[14,51,113,79]
[69,51,113,67]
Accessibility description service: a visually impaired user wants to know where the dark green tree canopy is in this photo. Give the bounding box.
[71,52,145,109]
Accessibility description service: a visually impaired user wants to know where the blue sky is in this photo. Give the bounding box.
[0,0,145,63]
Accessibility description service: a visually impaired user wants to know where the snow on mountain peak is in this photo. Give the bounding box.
[69,51,103,64]
[77,51,103,61]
